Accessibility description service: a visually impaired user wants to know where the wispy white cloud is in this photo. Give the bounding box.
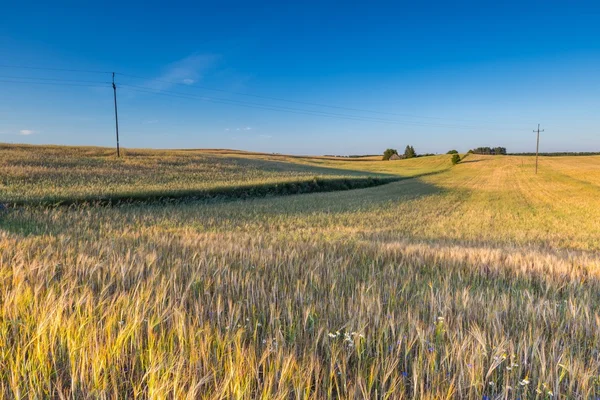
[228,126,252,132]
[147,54,219,91]
[19,129,35,135]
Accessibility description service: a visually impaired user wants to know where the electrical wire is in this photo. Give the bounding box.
[0,65,526,130]
[117,72,517,126]
[119,84,499,129]
[0,64,111,75]
[0,75,112,84]
[0,79,110,88]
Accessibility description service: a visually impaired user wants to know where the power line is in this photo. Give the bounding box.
[119,83,495,129]
[0,64,111,75]
[0,75,111,84]
[0,64,533,151]
[117,72,504,124]
[0,65,524,128]
[120,85,484,128]
[117,74,533,128]
[124,86,418,125]
[0,79,110,88]
[0,72,514,129]
[120,85,407,125]
[0,70,502,129]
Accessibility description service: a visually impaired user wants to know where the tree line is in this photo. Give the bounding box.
[469,147,507,155]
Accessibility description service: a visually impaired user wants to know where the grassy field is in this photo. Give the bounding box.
[0,145,450,205]
[1,147,600,398]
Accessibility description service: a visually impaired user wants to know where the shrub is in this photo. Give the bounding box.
[447,150,458,154]
[451,154,461,165]
[382,149,398,160]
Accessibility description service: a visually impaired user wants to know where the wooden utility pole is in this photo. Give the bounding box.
[534,124,544,174]
[112,72,121,157]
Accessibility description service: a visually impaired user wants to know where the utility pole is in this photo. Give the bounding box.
[534,124,544,174]
[112,72,121,158]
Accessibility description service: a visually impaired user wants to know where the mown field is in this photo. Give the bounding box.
[1,147,600,398]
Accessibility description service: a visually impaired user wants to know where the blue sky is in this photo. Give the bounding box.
[1,1,599,155]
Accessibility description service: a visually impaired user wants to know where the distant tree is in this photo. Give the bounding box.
[447,150,458,154]
[382,148,398,160]
[404,145,416,159]
[451,154,461,165]
[467,149,474,154]
[471,146,506,155]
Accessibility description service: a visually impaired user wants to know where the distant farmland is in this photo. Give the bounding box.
[0,145,449,205]
[1,145,600,398]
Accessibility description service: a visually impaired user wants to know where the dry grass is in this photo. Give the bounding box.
[1,148,600,398]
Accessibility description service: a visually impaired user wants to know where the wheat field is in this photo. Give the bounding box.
[0,145,415,205]
[1,148,600,398]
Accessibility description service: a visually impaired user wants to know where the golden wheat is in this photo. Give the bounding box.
[1,148,599,398]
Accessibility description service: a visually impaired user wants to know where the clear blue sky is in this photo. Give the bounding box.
[1,1,599,155]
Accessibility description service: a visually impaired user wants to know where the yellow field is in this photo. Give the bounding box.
[0,145,447,204]
[1,147,600,398]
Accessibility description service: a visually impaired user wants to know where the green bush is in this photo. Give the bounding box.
[451,154,461,165]
[447,150,458,154]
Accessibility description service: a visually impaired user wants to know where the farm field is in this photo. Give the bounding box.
[1,148,600,398]
[0,145,450,205]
